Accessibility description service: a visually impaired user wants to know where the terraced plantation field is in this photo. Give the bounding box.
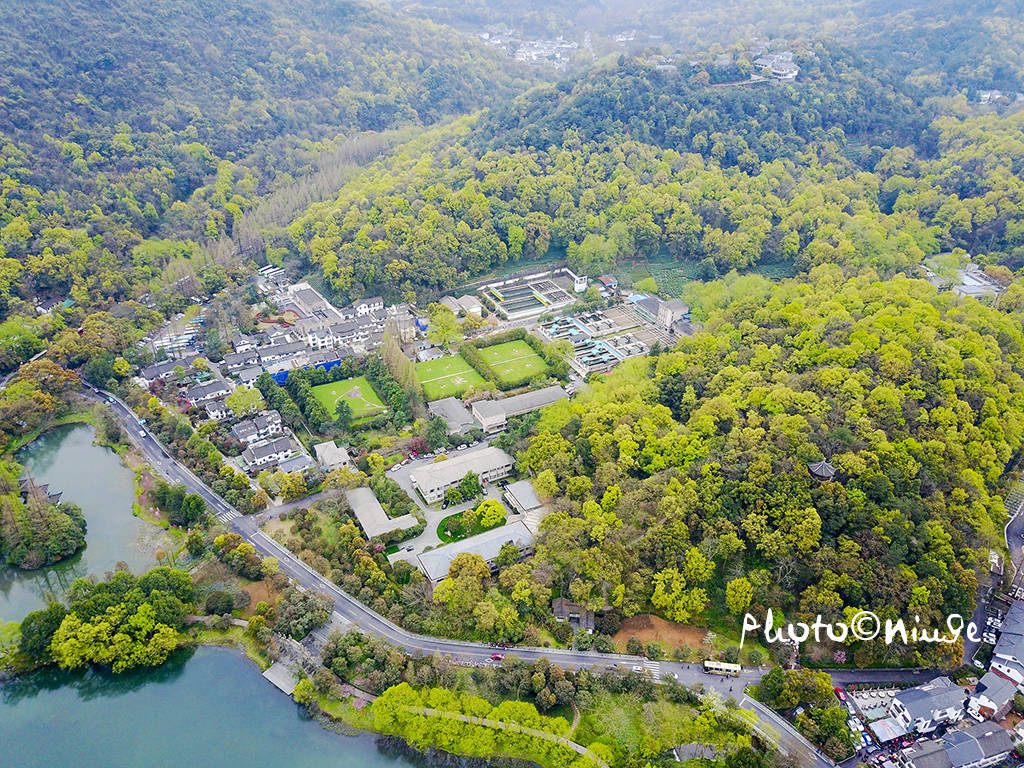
[478,340,548,387]
[416,354,486,400]
[311,376,387,420]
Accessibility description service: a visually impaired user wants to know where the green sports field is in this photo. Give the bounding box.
[416,354,486,400]
[477,340,548,386]
[311,376,387,419]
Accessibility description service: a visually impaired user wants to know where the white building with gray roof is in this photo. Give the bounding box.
[897,722,1011,768]
[417,520,533,583]
[889,676,967,734]
[990,601,1024,687]
[409,446,514,503]
[472,385,568,433]
[967,671,1017,721]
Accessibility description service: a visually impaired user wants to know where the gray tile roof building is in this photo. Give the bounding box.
[409,446,514,503]
[900,722,1012,768]
[890,676,966,733]
[241,436,294,468]
[417,520,533,582]
[472,385,568,432]
[427,396,476,434]
[185,380,232,404]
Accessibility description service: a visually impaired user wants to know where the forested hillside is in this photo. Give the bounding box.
[285,47,1024,304]
[512,269,1024,668]
[0,0,533,371]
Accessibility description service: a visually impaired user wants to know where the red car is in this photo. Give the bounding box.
[834,686,847,702]
[490,653,505,661]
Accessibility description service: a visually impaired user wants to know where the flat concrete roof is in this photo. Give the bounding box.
[504,480,541,512]
[344,487,418,539]
[262,662,298,695]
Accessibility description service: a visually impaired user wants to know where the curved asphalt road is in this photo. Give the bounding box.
[89,384,832,768]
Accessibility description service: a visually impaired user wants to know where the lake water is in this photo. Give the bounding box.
[0,646,418,768]
[0,423,170,621]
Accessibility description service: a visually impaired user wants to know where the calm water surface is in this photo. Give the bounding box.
[0,423,170,621]
[0,646,418,768]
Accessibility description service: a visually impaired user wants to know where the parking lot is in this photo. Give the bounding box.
[383,442,522,566]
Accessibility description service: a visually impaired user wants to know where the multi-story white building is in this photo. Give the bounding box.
[409,446,514,503]
[241,436,294,470]
[888,677,966,734]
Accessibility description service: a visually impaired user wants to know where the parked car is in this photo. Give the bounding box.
[834,686,847,702]
[456,444,468,451]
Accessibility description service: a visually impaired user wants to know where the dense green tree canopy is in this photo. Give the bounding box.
[520,268,1024,667]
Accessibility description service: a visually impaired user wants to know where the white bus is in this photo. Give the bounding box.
[703,660,742,677]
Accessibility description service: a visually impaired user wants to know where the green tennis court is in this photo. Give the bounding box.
[416,354,486,400]
[477,340,548,387]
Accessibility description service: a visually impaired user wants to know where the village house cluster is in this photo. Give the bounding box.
[135,260,702,584]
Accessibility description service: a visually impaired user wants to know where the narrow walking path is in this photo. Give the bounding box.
[404,705,609,768]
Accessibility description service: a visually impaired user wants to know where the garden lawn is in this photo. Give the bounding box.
[311,376,386,420]
[477,340,548,386]
[436,508,507,543]
[416,354,486,400]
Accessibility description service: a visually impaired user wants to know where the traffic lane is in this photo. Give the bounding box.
[93,388,236,517]
[93,385,662,671]
[243,521,650,666]
[829,668,935,685]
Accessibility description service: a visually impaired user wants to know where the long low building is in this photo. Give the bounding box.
[472,385,568,432]
[344,487,418,540]
[417,520,533,582]
[409,446,514,503]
